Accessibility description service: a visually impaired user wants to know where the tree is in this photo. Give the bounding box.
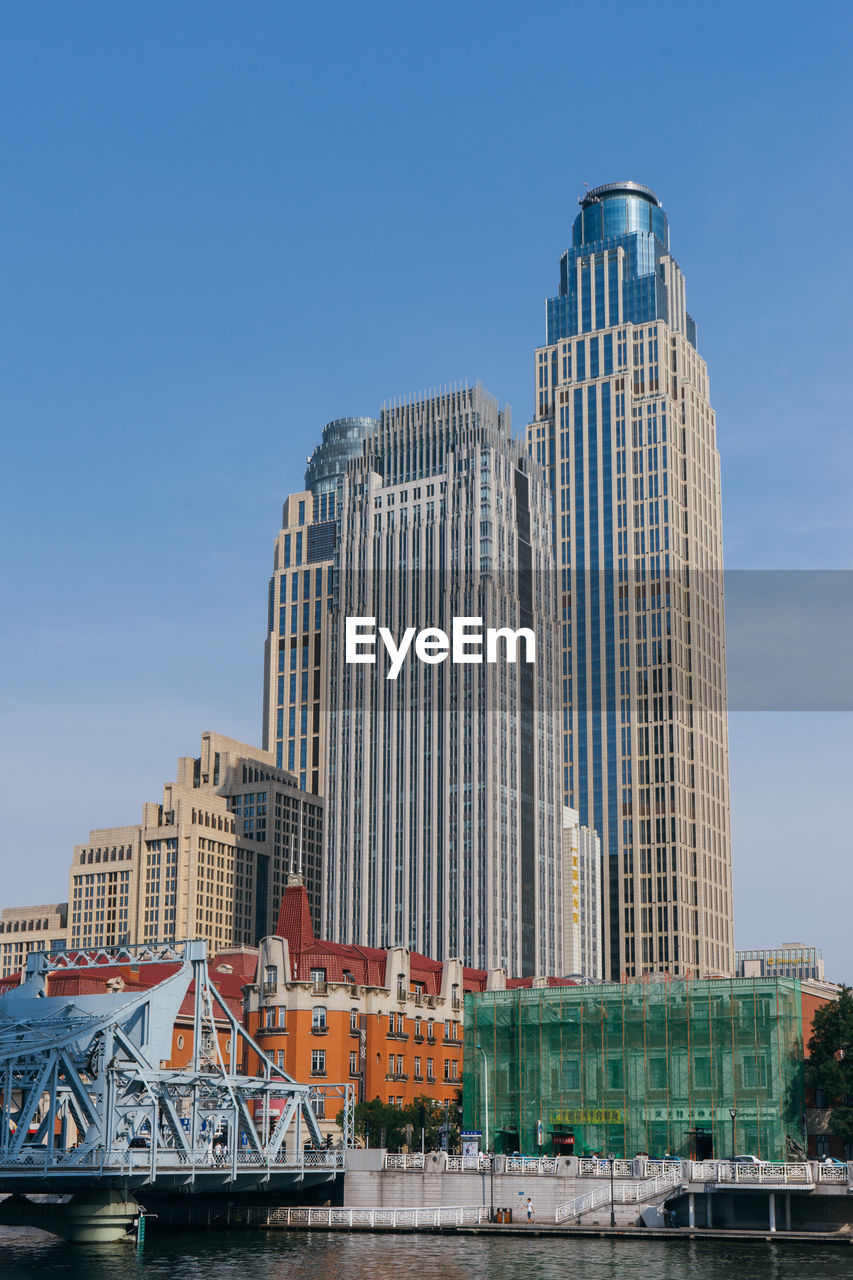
[336,1096,449,1151]
[808,985,853,1148]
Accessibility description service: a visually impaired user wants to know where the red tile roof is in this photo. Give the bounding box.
[275,883,495,993]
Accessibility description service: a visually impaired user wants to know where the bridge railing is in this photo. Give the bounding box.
[268,1204,492,1229]
[0,1145,345,1175]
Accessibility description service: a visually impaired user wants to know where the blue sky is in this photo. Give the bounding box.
[2,2,851,978]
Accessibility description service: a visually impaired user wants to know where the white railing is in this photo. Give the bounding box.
[555,1185,611,1223]
[638,1159,682,1179]
[816,1164,847,1183]
[444,1154,486,1172]
[716,1162,812,1186]
[383,1153,425,1171]
[554,1167,680,1223]
[503,1156,558,1175]
[577,1157,633,1178]
[689,1160,719,1181]
[268,1204,492,1229]
[0,1145,345,1175]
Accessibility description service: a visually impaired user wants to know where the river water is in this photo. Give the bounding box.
[1,1226,851,1280]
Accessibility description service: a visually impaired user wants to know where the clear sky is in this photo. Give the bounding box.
[2,2,851,979]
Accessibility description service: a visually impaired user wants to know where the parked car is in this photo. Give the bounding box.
[731,1154,762,1164]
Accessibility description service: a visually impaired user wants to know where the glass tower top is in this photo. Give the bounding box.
[548,178,696,348]
[573,180,668,249]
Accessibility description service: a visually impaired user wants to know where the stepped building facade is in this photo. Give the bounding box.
[527,182,733,979]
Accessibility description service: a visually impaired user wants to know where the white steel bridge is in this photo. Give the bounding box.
[0,940,353,1200]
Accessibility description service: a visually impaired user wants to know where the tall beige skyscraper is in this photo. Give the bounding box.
[262,418,377,793]
[324,385,563,977]
[527,182,733,979]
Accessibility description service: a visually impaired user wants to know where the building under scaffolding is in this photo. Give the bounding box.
[463,977,805,1160]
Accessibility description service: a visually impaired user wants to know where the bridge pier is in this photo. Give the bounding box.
[0,1191,140,1243]
[768,1192,776,1233]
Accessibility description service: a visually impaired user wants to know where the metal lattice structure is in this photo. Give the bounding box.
[0,940,354,1192]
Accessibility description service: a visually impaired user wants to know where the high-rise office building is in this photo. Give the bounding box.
[527,182,733,979]
[324,385,563,977]
[560,807,602,980]
[262,418,377,791]
[67,731,323,952]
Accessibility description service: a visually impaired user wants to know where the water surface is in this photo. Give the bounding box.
[1,1225,850,1280]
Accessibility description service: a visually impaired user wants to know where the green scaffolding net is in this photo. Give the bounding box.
[463,977,805,1160]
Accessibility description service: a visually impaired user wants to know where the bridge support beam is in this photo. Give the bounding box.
[768,1192,776,1233]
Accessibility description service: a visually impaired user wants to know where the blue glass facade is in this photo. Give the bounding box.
[547,181,697,348]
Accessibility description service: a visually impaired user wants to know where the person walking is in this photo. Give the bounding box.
[526,1197,534,1224]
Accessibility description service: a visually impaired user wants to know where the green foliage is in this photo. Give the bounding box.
[336,1093,462,1152]
[808,985,853,1146]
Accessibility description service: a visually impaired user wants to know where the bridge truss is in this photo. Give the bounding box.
[0,940,353,1191]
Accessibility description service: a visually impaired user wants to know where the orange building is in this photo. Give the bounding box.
[243,876,512,1134]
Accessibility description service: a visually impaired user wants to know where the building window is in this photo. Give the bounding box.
[311,1049,326,1075]
[176,1034,184,1050]
[312,1006,327,1031]
[350,1008,358,1032]
[349,1051,358,1076]
[427,1058,434,1080]
[276,1050,285,1069]
[264,1007,275,1028]
[444,1059,451,1081]
[310,967,327,993]
[414,1057,422,1078]
[277,1006,287,1028]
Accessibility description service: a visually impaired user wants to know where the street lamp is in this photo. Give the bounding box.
[608,1151,616,1228]
[475,1043,495,1223]
[729,1107,737,1162]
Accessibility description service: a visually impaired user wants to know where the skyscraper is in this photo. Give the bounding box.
[262,417,377,791]
[527,182,733,979]
[324,385,563,977]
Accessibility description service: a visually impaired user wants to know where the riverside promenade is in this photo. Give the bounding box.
[147,1151,853,1238]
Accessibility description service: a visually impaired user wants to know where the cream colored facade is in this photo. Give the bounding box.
[325,386,564,977]
[527,183,733,980]
[0,903,67,979]
[560,807,602,979]
[67,731,323,954]
[262,490,334,795]
[262,418,377,795]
